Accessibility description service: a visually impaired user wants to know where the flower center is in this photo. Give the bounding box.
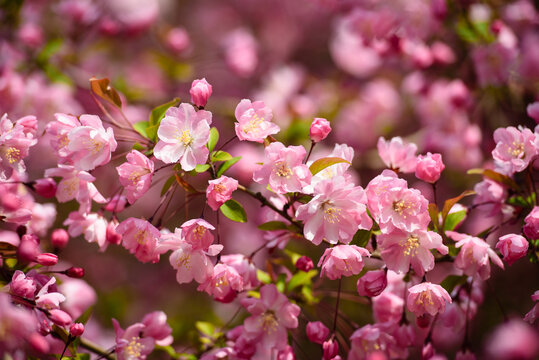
[125,336,145,358]
[509,141,524,158]
[243,114,264,134]
[194,225,207,238]
[402,235,420,256]
[176,254,192,269]
[214,275,229,288]
[274,161,292,178]
[4,147,21,164]
[259,310,279,333]
[88,138,104,155]
[214,183,227,194]
[323,202,341,224]
[416,291,434,306]
[128,169,150,185]
[134,230,147,245]
[178,130,193,146]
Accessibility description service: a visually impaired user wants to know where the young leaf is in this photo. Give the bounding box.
[441,190,475,220]
[216,156,241,177]
[90,77,122,108]
[257,221,288,231]
[352,229,371,248]
[161,175,176,196]
[309,157,350,176]
[443,210,467,231]
[211,150,232,162]
[195,321,215,336]
[133,121,150,139]
[288,270,318,291]
[149,97,180,126]
[195,164,210,173]
[207,127,219,152]
[220,199,247,222]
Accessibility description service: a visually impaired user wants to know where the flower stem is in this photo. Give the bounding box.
[333,278,342,334]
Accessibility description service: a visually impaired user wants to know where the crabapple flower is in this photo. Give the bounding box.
[241,284,300,355]
[357,270,388,297]
[524,291,539,325]
[485,319,539,360]
[377,137,418,173]
[9,270,36,299]
[206,176,238,210]
[0,293,37,353]
[154,103,212,171]
[415,152,445,183]
[45,165,107,213]
[496,234,529,266]
[309,118,331,142]
[473,178,508,216]
[45,113,80,159]
[296,255,314,272]
[70,323,85,337]
[0,114,38,179]
[318,245,370,280]
[197,263,243,303]
[523,206,539,240]
[492,126,536,175]
[527,102,539,123]
[116,150,154,204]
[308,143,354,190]
[113,320,155,360]
[221,254,259,290]
[296,177,372,245]
[323,339,339,360]
[141,311,173,346]
[234,99,280,142]
[448,231,504,280]
[349,324,399,360]
[377,229,448,276]
[190,78,212,108]
[116,218,161,263]
[372,292,404,324]
[32,178,57,198]
[306,321,329,344]
[366,170,430,233]
[67,114,117,170]
[63,212,108,250]
[407,282,452,317]
[181,218,215,250]
[253,142,311,194]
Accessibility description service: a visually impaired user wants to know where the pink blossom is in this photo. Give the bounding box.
[58,278,96,319]
[35,276,66,311]
[523,206,539,240]
[165,27,190,54]
[527,102,539,123]
[48,309,72,326]
[116,150,154,204]
[45,113,80,160]
[104,194,127,213]
[296,256,314,272]
[310,118,331,143]
[154,103,212,171]
[366,170,430,233]
[0,114,38,179]
[197,263,243,303]
[223,29,258,78]
[357,270,388,297]
[63,211,108,250]
[106,220,122,245]
[221,254,259,290]
[141,311,173,346]
[253,142,311,194]
[472,43,517,87]
[492,126,536,175]
[113,320,155,360]
[69,323,85,337]
[524,290,539,325]
[36,253,58,266]
[448,231,504,280]
[377,137,418,173]
[45,165,107,213]
[296,177,372,245]
[318,245,370,280]
[67,114,117,170]
[306,143,355,192]
[485,319,539,360]
[241,284,300,355]
[181,218,215,250]
[32,178,57,198]
[496,234,529,266]
[206,176,238,211]
[378,229,448,276]
[372,291,404,324]
[190,78,212,108]
[473,178,508,216]
[415,153,445,183]
[116,218,161,263]
[323,338,339,360]
[407,282,452,317]
[9,270,36,299]
[234,99,280,142]
[0,293,37,353]
[306,321,329,344]
[349,324,398,360]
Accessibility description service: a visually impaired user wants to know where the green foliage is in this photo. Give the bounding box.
[288,270,318,291]
[220,199,247,222]
[309,157,350,176]
[207,127,219,152]
[257,221,288,231]
[211,150,232,162]
[352,229,371,248]
[443,210,467,231]
[217,157,241,177]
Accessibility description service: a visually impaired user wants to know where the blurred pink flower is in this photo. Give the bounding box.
[485,319,539,360]
[116,218,161,263]
[357,270,387,297]
[407,282,451,317]
[349,324,398,360]
[524,206,539,240]
[116,150,154,204]
[377,137,418,173]
[306,321,329,344]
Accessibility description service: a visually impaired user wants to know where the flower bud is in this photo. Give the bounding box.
[36,253,58,266]
[28,333,50,354]
[66,267,85,278]
[306,321,329,344]
[496,234,529,266]
[323,338,339,360]
[106,221,122,245]
[165,27,190,54]
[190,78,212,108]
[33,178,57,198]
[18,234,40,262]
[422,342,435,359]
[523,206,539,240]
[296,255,314,272]
[48,309,72,326]
[51,228,69,249]
[357,270,387,297]
[415,152,445,183]
[69,323,85,337]
[309,117,331,143]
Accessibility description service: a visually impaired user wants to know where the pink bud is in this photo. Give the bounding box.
[422,342,435,359]
[415,152,445,183]
[17,22,44,49]
[69,323,85,337]
[309,117,331,143]
[18,234,40,262]
[524,206,539,240]
[296,256,314,272]
[28,333,50,353]
[323,338,339,360]
[496,234,529,266]
[165,27,190,54]
[190,78,212,108]
[527,102,539,123]
[36,253,58,266]
[66,267,85,278]
[106,222,122,245]
[33,178,57,198]
[357,270,388,297]
[51,228,69,249]
[306,321,329,344]
[48,309,72,326]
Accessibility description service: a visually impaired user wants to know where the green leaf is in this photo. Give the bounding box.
[288,270,318,291]
[217,156,241,177]
[352,229,371,248]
[161,175,176,196]
[301,285,318,304]
[37,38,63,64]
[440,275,468,293]
[309,157,350,176]
[443,210,467,231]
[132,142,145,151]
[208,127,219,152]
[297,195,313,204]
[195,164,210,173]
[276,273,286,293]
[133,121,150,139]
[195,321,215,336]
[258,221,288,231]
[211,150,232,162]
[257,269,271,284]
[455,18,480,43]
[145,124,160,142]
[220,199,247,222]
[441,190,475,220]
[149,98,180,126]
